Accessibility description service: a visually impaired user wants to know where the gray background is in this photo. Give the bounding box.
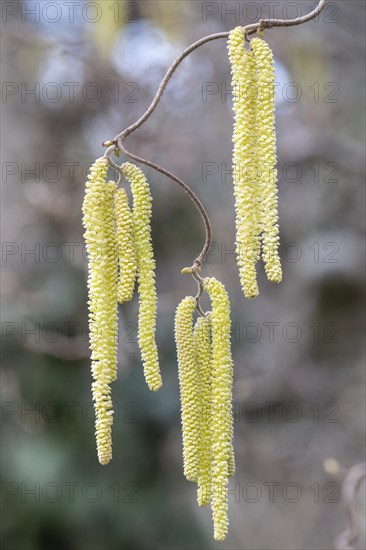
[1,1,365,549]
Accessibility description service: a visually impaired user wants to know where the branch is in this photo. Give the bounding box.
[117,141,212,270]
[117,32,230,140]
[107,0,328,270]
[247,0,328,34]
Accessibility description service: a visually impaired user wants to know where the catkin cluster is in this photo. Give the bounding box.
[83,158,161,464]
[174,278,234,541]
[228,28,282,298]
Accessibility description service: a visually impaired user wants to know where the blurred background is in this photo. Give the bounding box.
[1,1,365,549]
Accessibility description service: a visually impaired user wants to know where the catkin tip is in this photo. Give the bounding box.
[147,377,162,392]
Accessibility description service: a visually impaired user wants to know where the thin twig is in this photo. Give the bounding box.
[117,140,212,269]
[246,0,328,35]
[116,32,230,140]
[106,0,327,272]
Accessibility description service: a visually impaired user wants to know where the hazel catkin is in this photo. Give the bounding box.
[194,313,213,506]
[122,162,162,391]
[82,159,118,465]
[251,37,282,284]
[203,277,234,542]
[228,30,282,296]
[228,27,261,299]
[113,187,137,304]
[175,296,201,482]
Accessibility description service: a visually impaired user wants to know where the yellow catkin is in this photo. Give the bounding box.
[251,37,282,283]
[228,441,236,478]
[204,277,234,542]
[175,296,201,482]
[228,27,261,299]
[82,158,118,465]
[194,314,213,506]
[113,188,137,304]
[122,162,162,391]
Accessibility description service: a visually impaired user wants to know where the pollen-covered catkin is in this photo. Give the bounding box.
[113,188,137,304]
[228,27,261,299]
[123,162,162,391]
[194,314,213,506]
[82,159,118,465]
[175,296,201,482]
[203,277,234,542]
[251,37,282,284]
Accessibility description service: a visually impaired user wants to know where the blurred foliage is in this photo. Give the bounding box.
[1,1,365,549]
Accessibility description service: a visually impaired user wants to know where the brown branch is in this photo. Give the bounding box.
[116,140,212,270]
[247,0,328,34]
[117,32,230,140]
[107,0,328,270]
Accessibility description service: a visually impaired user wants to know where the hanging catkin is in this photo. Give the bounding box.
[82,159,118,465]
[228,27,261,299]
[113,188,137,304]
[203,277,234,542]
[175,296,201,482]
[251,37,282,283]
[122,162,162,391]
[194,313,213,507]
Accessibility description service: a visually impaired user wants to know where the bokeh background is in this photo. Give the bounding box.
[1,1,365,549]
